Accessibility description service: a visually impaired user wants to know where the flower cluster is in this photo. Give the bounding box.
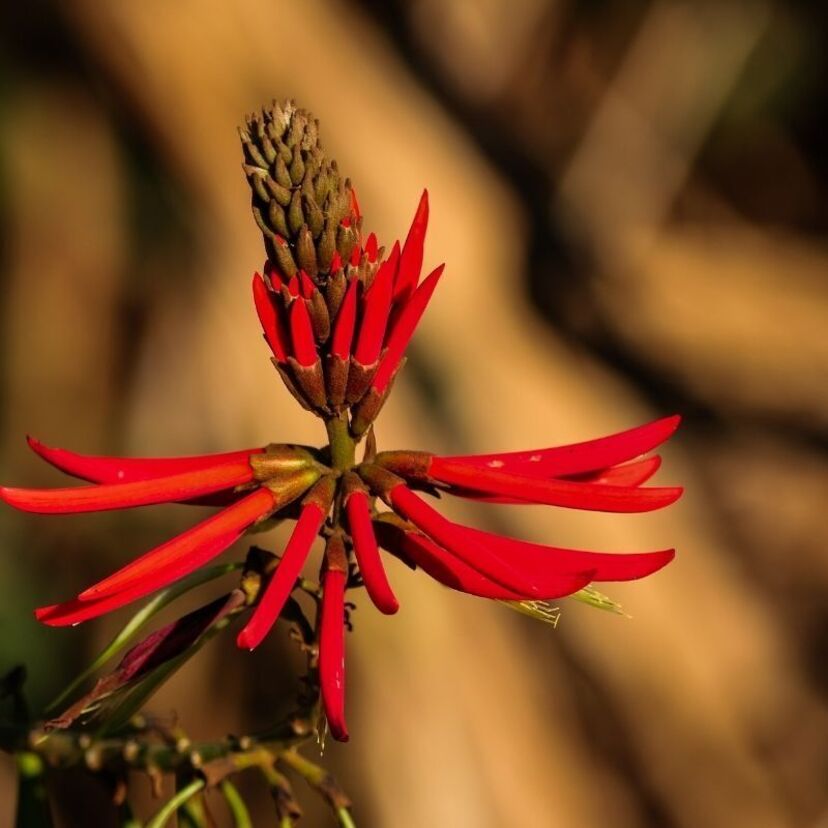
[241,102,440,433]
[0,102,682,743]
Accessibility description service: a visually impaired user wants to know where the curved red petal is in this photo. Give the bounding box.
[319,566,349,742]
[77,488,276,600]
[576,455,662,486]
[252,273,288,362]
[330,278,359,359]
[365,232,378,262]
[399,530,593,600]
[26,436,262,485]
[372,264,444,393]
[450,523,675,582]
[388,485,544,596]
[353,260,394,365]
[443,416,680,477]
[289,299,319,367]
[236,503,324,650]
[0,460,255,515]
[447,456,664,503]
[345,491,398,614]
[428,458,682,513]
[299,270,316,299]
[394,190,429,303]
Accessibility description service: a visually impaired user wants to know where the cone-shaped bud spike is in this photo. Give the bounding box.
[241,101,358,286]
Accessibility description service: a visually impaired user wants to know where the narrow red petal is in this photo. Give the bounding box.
[289,299,319,367]
[365,232,378,262]
[428,458,682,513]
[26,436,262,485]
[398,530,592,599]
[353,261,393,365]
[394,190,428,302]
[443,416,681,477]
[350,242,361,267]
[388,485,544,595]
[448,456,664,503]
[372,264,445,393]
[253,273,288,362]
[236,503,324,650]
[451,523,675,582]
[350,187,361,220]
[299,270,316,299]
[330,251,343,273]
[381,242,401,292]
[345,492,398,614]
[76,488,276,600]
[577,455,662,486]
[36,580,172,627]
[319,566,348,742]
[286,276,300,298]
[330,279,359,359]
[0,460,254,515]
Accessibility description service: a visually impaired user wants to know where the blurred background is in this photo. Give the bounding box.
[1,0,827,825]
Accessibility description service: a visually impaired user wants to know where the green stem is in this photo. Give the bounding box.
[14,752,52,828]
[220,780,252,828]
[145,778,205,828]
[325,414,355,471]
[337,808,357,828]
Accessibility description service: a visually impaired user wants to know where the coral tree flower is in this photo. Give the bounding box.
[0,101,683,743]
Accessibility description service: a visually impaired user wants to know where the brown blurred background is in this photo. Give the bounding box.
[1,0,827,826]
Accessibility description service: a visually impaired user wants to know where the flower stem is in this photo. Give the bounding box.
[325,414,355,471]
[337,808,357,828]
[145,778,205,828]
[220,780,252,828]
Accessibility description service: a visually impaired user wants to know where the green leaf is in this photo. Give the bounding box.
[46,563,241,715]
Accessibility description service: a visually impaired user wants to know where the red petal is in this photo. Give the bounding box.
[330,251,343,273]
[289,299,319,367]
[394,190,428,303]
[78,488,276,600]
[577,455,662,486]
[388,485,545,595]
[428,458,682,513]
[365,232,378,262]
[36,580,173,627]
[0,460,254,515]
[372,264,445,393]
[299,270,316,299]
[330,279,359,359]
[443,416,680,477]
[398,530,592,599]
[345,491,398,614]
[26,436,262,485]
[236,503,325,650]
[319,566,349,742]
[253,273,288,362]
[350,187,361,220]
[449,456,664,503]
[380,242,401,292]
[450,523,675,582]
[353,259,394,365]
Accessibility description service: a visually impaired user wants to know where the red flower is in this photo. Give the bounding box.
[1,102,683,742]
